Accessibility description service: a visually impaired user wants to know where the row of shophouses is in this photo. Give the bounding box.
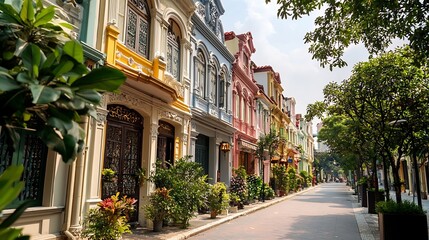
[1,0,314,239]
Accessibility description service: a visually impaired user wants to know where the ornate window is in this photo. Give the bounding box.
[210,64,217,104]
[219,71,226,108]
[0,126,48,208]
[195,51,206,98]
[126,0,150,58]
[167,19,181,81]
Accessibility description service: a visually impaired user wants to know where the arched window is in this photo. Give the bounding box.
[210,63,217,104]
[219,71,226,108]
[195,51,206,98]
[167,19,181,80]
[126,0,150,58]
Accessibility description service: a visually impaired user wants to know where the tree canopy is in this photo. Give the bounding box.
[266,0,429,69]
[307,46,429,202]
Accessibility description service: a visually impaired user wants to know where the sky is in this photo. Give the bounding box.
[220,0,370,130]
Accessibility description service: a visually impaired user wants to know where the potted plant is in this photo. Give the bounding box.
[143,188,174,232]
[376,200,427,240]
[82,192,137,240]
[367,188,385,214]
[228,192,240,213]
[101,168,116,182]
[208,182,230,219]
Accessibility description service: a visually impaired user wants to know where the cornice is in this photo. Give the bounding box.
[191,14,235,63]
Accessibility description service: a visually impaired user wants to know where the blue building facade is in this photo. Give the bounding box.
[190,0,235,185]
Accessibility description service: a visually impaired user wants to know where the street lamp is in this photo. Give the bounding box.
[389,119,423,209]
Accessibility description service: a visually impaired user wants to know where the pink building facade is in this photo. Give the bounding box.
[225,31,259,175]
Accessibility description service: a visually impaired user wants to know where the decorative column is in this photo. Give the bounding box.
[189,122,198,160]
[208,137,220,184]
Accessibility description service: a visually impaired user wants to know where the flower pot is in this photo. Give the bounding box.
[153,220,163,232]
[379,212,428,240]
[367,190,384,214]
[221,209,228,215]
[210,210,218,219]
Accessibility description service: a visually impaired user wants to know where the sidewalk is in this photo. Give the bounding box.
[123,185,427,240]
[124,186,317,240]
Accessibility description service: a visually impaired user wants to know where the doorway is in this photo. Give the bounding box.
[102,105,143,222]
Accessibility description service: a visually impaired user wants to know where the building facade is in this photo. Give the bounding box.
[225,31,259,175]
[189,0,235,185]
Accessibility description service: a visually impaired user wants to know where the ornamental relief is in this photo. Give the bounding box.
[164,73,185,98]
[105,92,151,116]
[159,111,183,124]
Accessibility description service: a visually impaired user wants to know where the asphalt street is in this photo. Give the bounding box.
[189,183,360,240]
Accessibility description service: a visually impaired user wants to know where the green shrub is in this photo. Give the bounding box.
[273,165,288,192]
[376,200,426,215]
[143,188,174,223]
[147,156,210,228]
[208,182,230,214]
[82,193,137,240]
[247,175,262,201]
[229,167,248,207]
[263,183,275,199]
[287,168,297,191]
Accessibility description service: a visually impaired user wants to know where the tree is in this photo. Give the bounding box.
[266,0,429,69]
[0,0,125,238]
[312,46,429,203]
[0,0,126,163]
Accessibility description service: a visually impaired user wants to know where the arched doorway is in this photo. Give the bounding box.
[157,121,175,167]
[102,104,143,223]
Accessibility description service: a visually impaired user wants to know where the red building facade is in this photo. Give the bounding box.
[225,31,259,174]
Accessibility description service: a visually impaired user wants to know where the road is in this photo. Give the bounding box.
[189,183,361,240]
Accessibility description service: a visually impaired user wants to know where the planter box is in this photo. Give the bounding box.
[367,190,384,214]
[379,213,428,240]
[359,185,368,207]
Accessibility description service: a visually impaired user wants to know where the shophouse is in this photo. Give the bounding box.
[189,0,235,185]
[94,0,197,227]
[224,31,259,175]
[284,97,301,170]
[0,1,106,238]
[253,66,291,180]
[255,84,274,183]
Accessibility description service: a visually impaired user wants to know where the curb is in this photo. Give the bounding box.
[166,186,318,240]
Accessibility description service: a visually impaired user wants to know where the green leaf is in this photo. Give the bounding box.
[63,40,84,64]
[16,72,35,84]
[0,165,24,210]
[21,43,41,78]
[30,84,61,104]
[14,38,28,57]
[37,127,66,155]
[34,5,54,27]
[75,89,102,103]
[2,51,14,60]
[0,3,22,24]
[20,0,34,23]
[62,134,78,163]
[0,74,21,91]
[52,59,74,77]
[41,51,59,70]
[71,67,126,91]
[0,227,23,240]
[0,200,34,228]
[11,0,23,12]
[47,116,73,135]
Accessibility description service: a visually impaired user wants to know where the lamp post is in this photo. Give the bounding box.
[389,119,423,209]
